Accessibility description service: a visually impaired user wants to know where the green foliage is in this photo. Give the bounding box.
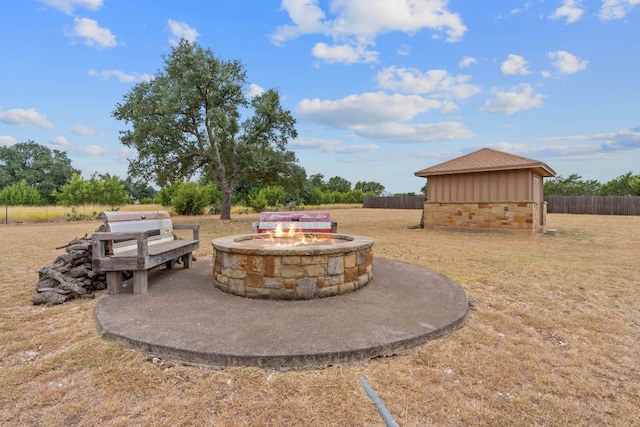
[55,173,89,206]
[89,173,131,209]
[172,182,209,215]
[544,174,601,196]
[55,173,130,208]
[248,190,268,213]
[305,187,324,205]
[202,182,223,206]
[307,173,325,189]
[156,184,177,207]
[123,176,157,202]
[65,207,99,221]
[354,181,385,196]
[0,179,44,205]
[598,172,640,196]
[325,176,352,193]
[342,189,365,204]
[0,141,79,203]
[259,185,287,207]
[112,39,298,220]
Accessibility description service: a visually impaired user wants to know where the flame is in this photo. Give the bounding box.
[266,223,319,247]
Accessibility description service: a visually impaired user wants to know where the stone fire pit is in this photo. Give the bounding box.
[212,233,374,300]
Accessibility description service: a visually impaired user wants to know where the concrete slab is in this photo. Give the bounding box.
[94,258,468,370]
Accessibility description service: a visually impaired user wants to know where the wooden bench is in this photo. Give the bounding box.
[251,211,338,234]
[92,210,199,295]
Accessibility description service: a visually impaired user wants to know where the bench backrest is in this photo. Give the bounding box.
[255,211,336,233]
[102,211,174,255]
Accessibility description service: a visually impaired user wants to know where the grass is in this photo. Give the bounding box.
[1,210,638,426]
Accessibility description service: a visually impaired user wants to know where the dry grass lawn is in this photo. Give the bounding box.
[1,209,638,426]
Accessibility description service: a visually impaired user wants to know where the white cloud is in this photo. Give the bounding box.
[0,108,54,130]
[311,42,379,64]
[290,137,341,150]
[39,0,102,14]
[297,92,447,128]
[376,66,481,100]
[548,50,588,74]
[538,126,640,152]
[70,17,116,49]
[353,122,475,142]
[509,2,532,16]
[168,20,200,45]
[246,83,265,98]
[50,135,69,146]
[76,145,108,155]
[599,0,640,20]
[480,84,544,115]
[459,56,477,68]
[88,69,152,83]
[501,54,530,75]
[71,124,96,136]
[396,44,411,56]
[549,0,584,23]
[296,92,474,142]
[290,137,378,153]
[272,0,467,64]
[0,136,19,146]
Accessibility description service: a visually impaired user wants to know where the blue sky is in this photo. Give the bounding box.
[1,0,639,194]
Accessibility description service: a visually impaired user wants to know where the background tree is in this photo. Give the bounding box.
[544,174,601,196]
[55,173,129,208]
[307,173,325,189]
[599,172,640,196]
[88,173,131,209]
[171,182,209,215]
[112,40,298,219]
[0,141,79,203]
[325,176,351,193]
[0,179,44,205]
[123,176,157,203]
[354,181,385,196]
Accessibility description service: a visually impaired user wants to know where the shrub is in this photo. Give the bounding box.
[172,182,208,215]
[260,186,287,207]
[248,191,268,213]
[0,180,44,205]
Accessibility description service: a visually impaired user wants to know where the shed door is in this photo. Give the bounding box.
[533,175,543,226]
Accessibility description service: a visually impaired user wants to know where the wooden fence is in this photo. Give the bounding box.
[364,195,640,215]
[363,196,424,209]
[545,196,640,215]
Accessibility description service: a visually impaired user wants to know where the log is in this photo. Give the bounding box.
[32,234,107,305]
[31,291,71,305]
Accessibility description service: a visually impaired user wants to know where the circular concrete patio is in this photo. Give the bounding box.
[94,257,468,370]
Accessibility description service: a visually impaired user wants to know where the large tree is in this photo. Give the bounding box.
[112,40,298,219]
[0,141,79,203]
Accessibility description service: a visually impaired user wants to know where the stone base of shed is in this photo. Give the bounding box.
[423,201,546,233]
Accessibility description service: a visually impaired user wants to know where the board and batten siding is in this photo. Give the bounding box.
[427,170,534,203]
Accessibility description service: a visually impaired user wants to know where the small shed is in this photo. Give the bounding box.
[414,148,556,233]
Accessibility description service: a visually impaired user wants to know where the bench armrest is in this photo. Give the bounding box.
[173,223,200,240]
[92,231,149,259]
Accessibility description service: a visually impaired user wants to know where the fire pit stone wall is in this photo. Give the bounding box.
[212,234,374,300]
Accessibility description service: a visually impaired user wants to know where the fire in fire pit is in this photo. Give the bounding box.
[212,232,374,300]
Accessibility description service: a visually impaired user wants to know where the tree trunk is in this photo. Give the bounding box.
[220,186,233,220]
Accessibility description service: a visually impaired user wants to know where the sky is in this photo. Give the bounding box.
[1,0,639,194]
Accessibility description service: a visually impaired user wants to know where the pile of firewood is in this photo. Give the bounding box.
[31,235,112,306]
